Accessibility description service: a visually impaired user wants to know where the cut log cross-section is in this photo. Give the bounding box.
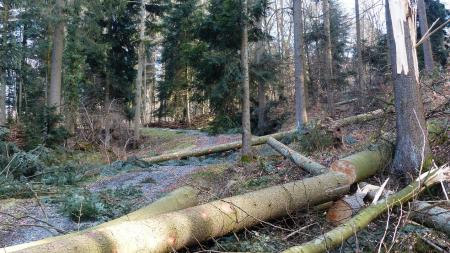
[4,142,393,253]
[267,137,327,175]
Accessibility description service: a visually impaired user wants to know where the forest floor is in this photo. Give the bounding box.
[1,78,449,251]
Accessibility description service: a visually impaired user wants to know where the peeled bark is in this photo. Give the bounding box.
[4,186,200,252]
[282,165,450,253]
[267,137,327,175]
[5,144,394,253]
[411,201,450,236]
[48,0,65,113]
[293,0,308,130]
[241,0,252,156]
[417,0,434,73]
[387,0,431,176]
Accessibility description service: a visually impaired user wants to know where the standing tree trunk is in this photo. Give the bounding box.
[134,0,146,142]
[48,0,65,114]
[355,0,365,106]
[0,1,8,126]
[256,19,266,133]
[293,0,308,131]
[241,0,252,156]
[387,0,431,178]
[417,0,434,73]
[322,0,335,117]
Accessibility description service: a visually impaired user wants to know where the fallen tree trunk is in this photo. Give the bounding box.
[143,129,297,163]
[411,201,450,236]
[267,137,327,175]
[4,143,393,253]
[282,165,450,253]
[5,186,200,252]
[143,109,388,164]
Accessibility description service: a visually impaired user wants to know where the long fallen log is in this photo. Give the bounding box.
[4,143,393,253]
[267,137,327,175]
[143,109,388,164]
[5,186,200,252]
[411,201,450,236]
[282,165,450,253]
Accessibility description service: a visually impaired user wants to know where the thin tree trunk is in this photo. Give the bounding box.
[355,0,365,106]
[322,0,335,117]
[48,0,65,113]
[241,0,252,156]
[256,20,266,132]
[387,0,431,177]
[417,0,434,73]
[0,2,7,126]
[134,0,146,142]
[293,0,308,131]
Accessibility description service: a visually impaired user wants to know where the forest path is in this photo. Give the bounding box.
[0,128,240,248]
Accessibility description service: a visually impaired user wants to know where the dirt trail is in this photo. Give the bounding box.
[0,129,239,248]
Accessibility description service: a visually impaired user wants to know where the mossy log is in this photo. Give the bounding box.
[411,201,450,236]
[4,143,393,253]
[4,186,200,252]
[143,109,388,164]
[282,165,450,253]
[267,137,327,175]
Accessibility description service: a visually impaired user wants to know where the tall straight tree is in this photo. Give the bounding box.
[322,0,335,117]
[355,0,364,105]
[417,0,434,72]
[241,0,252,156]
[48,0,65,113]
[134,0,146,142]
[0,1,9,126]
[293,0,307,130]
[386,0,430,178]
[256,19,266,132]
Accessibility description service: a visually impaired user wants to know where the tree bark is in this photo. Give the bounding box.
[417,0,434,73]
[355,0,365,106]
[134,0,146,142]
[241,0,252,156]
[267,137,327,175]
[387,0,431,177]
[322,0,335,117]
[4,144,394,253]
[0,1,8,126]
[411,201,450,236]
[48,0,65,114]
[282,165,450,253]
[293,0,308,131]
[4,186,200,252]
[256,20,266,132]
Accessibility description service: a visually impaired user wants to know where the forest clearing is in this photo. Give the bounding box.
[0,0,450,252]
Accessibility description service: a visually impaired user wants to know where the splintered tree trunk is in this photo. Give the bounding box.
[387,0,431,177]
[5,187,200,252]
[241,0,252,156]
[417,0,434,73]
[322,0,335,117]
[293,0,308,130]
[134,0,146,142]
[48,0,65,113]
[4,144,393,253]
